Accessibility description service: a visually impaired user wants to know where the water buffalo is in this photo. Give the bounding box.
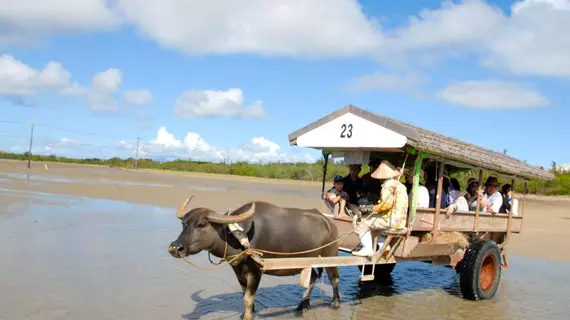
[168,197,341,320]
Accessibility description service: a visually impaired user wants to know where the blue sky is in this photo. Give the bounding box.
[0,0,568,167]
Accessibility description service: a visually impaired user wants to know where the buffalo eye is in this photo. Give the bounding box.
[196,220,208,228]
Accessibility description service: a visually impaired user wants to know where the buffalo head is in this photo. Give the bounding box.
[168,196,255,258]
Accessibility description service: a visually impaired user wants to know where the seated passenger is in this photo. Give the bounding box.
[469,177,501,213]
[499,184,511,213]
[448,178,462,204]
[447,178,469,214]
[499,183,518,215]
[352,160,408,257]
[325,175,350,218]
[465,180,478,205]
[407,169,429,209]
[342,164,366,205]
[425,166,449,209]
[483,176,503,214]
[362,160,382,203]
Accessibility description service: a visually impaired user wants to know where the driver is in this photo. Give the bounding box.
[352,160,408,257]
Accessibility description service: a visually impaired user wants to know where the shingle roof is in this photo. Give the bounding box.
[288,105,554,181]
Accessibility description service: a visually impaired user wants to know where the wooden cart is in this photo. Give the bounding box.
[261,105,553,301]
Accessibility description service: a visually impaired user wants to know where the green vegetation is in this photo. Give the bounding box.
[1,151,568,196]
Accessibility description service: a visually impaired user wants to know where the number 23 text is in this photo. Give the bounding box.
[340,124,353,138]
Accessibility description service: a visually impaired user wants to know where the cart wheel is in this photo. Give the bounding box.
[358,263,395,281]
[459,240,501,300]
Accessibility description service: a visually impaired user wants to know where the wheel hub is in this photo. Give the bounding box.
[480,253,497,293]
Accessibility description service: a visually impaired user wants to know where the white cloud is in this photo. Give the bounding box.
[43,137,77,154]
[174,88,268,118]
[1,0,382,57]
[4,0,569,81]
[244,137,281,154]
[124,89,154,106]
[0,54,72,95]
[559,162,570,172]
[0,0,120,45]
[380,0,570,78]
[136,127,314,163]
[146,127,211,152]
[0,54,125,111]
[242,100,268,119]
[83,68,122,111]
[437,80,551,109]
[2,0,569,81]
[92,68,122,92]
[115,0,382,58]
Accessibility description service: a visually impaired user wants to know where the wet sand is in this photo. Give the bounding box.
[1,160,570,319]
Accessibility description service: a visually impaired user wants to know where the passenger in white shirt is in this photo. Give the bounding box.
[470,176,502,213]
[407,170,430,209]
[483,176,503,214]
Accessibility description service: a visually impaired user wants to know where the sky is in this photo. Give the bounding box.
[0,0,569,167]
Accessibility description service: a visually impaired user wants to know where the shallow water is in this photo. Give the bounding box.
[0,171,320,195]
[1,194,569,320]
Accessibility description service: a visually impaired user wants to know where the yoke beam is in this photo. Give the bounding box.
[260,255,396,271]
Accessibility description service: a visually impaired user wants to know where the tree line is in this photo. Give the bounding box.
[1,151,568,196]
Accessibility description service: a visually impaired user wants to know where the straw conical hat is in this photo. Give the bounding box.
[371,160,399,180]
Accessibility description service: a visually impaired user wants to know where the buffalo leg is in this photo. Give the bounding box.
[326,267,341,309]
[296,268,321,313]
[235,274,256,315]
[241,271,261,320]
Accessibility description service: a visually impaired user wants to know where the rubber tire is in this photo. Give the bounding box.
[357,263,396,281]
[459,240,502,300]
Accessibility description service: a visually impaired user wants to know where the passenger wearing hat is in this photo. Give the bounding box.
[352,160,409,257]
[469,176,502,213]
[325,175,350,218]
[483,176,503,214]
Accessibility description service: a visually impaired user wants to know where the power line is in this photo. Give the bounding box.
[34,123,118,138]
[0,120,26,124]
[0,120,120,138]
[0,133,30,139]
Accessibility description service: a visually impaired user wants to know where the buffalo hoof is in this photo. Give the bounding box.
[239,312,255,320]
[295,297,311,314]
[329,299,341,310]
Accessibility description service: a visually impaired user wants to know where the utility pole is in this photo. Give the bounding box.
[135,137,140,169]
[27,122,34,169]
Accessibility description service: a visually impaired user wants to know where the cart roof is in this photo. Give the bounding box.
[288,105,554,181]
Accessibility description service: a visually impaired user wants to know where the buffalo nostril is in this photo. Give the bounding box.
[176,245,184,252]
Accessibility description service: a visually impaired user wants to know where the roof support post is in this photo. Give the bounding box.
[474,169,484,232]
[320,151,330,198]
[432,160,445,238]
[408,151,424,227]
[521,182,528,233]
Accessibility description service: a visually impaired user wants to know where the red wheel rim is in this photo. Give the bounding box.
[480,253,497,293]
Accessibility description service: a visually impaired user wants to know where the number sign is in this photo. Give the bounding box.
[340,124,353,138]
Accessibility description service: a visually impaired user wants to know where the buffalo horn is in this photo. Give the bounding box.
[207,203,256,224]
[176,195,195,219]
